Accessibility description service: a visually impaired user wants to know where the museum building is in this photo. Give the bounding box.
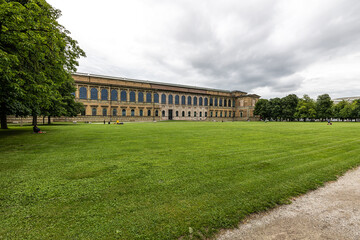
[70,73,260,122]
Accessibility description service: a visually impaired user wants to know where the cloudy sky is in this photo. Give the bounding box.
[47,0,360,99]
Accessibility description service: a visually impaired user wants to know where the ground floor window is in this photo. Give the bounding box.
[139,109,143,116]
[162,110,165,117]
[103,108,107,116]
[224,111,227,117]
[148,109,151,116]
[113,109,117,116]
[176,111,179,117]
[210,111,213,117]
[131,109,135,116]
[220,111,222,117]
[194,111,196,117]
[122,109,126,116]
[155,110,159,116]
[215,112,218,117]
[240,111,243,117]
[200,112,202,117]
[81,109,86,116]
[205,112,207,117]
[229,111,231,117]
[182,111,185,117]
[92,108,96,116]
[188,111,191,117]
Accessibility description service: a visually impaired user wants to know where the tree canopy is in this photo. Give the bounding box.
[0,0,85,129]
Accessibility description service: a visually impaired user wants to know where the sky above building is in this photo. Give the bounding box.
[48,0,360,99]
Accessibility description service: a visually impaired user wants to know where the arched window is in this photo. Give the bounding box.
[79,87,87,99]
[103,108,107,116]
[193,97,197,105]
[154,93,159,103]
[161,94,166,104]
[122,109,126,116]
[92,108,97,116]
[199,97,203,106]
[219,99,222,106]
[240,111,243,117]
[146,92,152,103]
[155,110,159,116]
[200,112,202,117]
[215,112,218,117]
[111,89,118,101]
[187,96,192,105]
[168,94,173,104]
[210,111,213,117]
[228,99,231,107]
[181,96,186,105]
[175,95,179,105]
[220,111,222,117]
[147,109,151,116]
[182,111,185,117]
[162,110,165,117]
[121,90,127,101]
[210,98,213,106]
[215,98,218,106]
[139,109,143,116]
[90,88,98,100]
[224,99,227,107]
[176,111,179,117]
[131,109,135,116]
[113,108,117,116]
[194,111,197,117]
[224,111,227,117]
[188,111,191,117]
[204,98,208,106]
[130,91,135,102]
[138,92,144,102]
[205,112,207,117]
[101,89,108,100]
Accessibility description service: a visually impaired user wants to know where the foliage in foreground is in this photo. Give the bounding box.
[1,122,360,239]
[0,0,85,129]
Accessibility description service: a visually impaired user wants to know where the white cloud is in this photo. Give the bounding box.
[48,0,360,99]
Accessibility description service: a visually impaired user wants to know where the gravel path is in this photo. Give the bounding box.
[216,166,360,240]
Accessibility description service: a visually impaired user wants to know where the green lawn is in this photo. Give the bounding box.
[1,121,360,239]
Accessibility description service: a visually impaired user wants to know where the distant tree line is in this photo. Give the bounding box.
[254,94,360,122]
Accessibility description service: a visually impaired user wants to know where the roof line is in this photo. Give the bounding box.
[72,72,247,94]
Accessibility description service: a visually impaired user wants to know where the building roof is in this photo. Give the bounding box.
[333,96,360,103]
[73,72,249,95]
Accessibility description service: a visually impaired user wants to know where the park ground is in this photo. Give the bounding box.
[1,121,360,239]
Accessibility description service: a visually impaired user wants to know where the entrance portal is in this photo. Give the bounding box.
[168,109,173,120]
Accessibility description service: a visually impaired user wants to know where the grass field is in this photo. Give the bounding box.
[1,121,360,239]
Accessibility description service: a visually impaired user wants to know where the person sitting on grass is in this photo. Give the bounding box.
[33,125,46,133]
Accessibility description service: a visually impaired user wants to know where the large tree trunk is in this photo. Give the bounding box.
[48,116,51,124]
[32,114,37,126]
[0,112,8,129]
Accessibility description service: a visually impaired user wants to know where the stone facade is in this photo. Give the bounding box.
[71,73,260,122]
[7,73,260,123]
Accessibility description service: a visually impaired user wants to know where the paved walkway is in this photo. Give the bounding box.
[216,166,360,240]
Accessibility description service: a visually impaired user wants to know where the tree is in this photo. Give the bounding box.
[350,100,360,121]
[254,99,271,120]
[332,100,349,121]
[295,95,316,121]
[0,0,85,129]
[281,94,299,121]
[269,98,282,121]
[316,94,333,121]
